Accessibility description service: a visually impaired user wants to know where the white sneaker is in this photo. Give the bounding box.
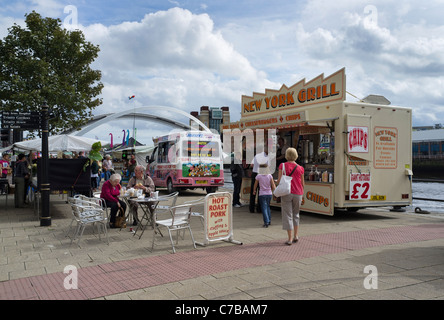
[234,204,241,208]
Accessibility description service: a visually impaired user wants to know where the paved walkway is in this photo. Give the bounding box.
[1,189,444,301]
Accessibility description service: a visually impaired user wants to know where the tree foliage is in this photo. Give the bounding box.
[0,11,103,134]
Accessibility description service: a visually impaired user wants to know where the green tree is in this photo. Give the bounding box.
[0,11,103,135]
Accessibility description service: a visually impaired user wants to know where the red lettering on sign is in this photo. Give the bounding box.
[350,182,370,199]
[349,127,368,151]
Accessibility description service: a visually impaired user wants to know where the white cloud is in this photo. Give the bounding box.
[213,0,444,127]
[288,0,444,126]
[77,7,275,142]
[85,8,260,79]
[2,0,444,143]
[88,9,270,107]
[0,15,20,38]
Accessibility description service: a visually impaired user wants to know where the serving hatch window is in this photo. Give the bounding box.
[182,140,220,158]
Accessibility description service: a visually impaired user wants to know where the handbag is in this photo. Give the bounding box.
[114,206,126,228]
[273,163,298,197]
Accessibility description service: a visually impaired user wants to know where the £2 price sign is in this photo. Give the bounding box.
[350,173,371,200]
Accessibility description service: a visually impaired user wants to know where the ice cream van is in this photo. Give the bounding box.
[147,131,224,193]
[222,68,413,215]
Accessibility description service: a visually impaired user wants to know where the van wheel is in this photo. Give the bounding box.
[206,187,217,194]
[167,178,176,194]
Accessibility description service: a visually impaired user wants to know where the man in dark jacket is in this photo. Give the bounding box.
[14,154,30,208]
[230,152,243,207]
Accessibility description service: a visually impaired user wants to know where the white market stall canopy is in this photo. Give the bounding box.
[13,134,107,152]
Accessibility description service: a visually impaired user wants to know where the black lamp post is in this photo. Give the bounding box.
[40,102,51,226]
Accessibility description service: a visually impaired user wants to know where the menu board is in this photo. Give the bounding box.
[374,127,397,169]
[206,193,231,241]
[195,192,242,247]
[183,140,219,158]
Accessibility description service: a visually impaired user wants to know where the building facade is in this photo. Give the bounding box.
[190,106,230,133]
[412,128,444,159]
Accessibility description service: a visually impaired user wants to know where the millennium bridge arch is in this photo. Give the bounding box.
[69,106,212,136]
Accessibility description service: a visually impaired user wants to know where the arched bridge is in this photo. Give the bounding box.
[65,106,211,136]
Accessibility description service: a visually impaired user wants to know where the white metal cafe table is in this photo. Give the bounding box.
[128,196,169,239]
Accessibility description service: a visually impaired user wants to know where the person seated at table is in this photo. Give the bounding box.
[100,173,127,228]
[127,165,155,225]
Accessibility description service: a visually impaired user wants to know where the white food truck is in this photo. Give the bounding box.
[147,131,224,193]
[222,68,413,215]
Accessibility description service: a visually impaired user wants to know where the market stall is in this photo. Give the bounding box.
[222,68,413,215]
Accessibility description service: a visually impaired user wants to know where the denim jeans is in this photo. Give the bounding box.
[258,194,272,225]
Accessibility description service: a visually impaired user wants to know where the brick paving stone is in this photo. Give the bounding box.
[0,193,444,301]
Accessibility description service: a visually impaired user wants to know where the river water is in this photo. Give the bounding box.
[222,170,443,214]
[411,181,444,214]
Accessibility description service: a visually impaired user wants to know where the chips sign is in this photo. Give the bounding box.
[348,126,369,153]
[195,192,242,247]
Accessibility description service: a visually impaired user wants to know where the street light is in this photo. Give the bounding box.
[40,102,51,226]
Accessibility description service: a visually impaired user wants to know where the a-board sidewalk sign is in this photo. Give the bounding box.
[195,192,242,247]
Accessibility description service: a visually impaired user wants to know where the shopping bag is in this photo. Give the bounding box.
[114,206,126,228]
[273,163,297,198]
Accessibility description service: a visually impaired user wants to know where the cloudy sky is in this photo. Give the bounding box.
[1,0,444,145]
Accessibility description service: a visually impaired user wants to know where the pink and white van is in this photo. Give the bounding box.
[148,131,224,193]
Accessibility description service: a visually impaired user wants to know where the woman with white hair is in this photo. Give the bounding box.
[100,173,126,228]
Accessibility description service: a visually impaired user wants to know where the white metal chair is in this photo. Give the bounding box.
[91,192,111,220]
[151,203,196,253]
[66,196,85,237]
[184,197,206,226]
[66,197,109,245]
[155,191,179,214]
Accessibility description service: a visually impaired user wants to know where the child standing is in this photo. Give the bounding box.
[253,164,276,227]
